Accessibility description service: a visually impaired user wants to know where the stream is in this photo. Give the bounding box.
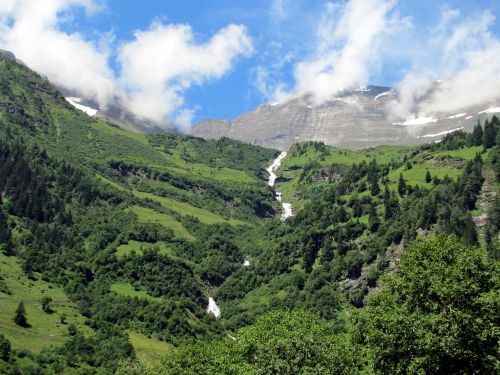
[206,152,293,318]
[206,297,221,318]
[267,151,293,220]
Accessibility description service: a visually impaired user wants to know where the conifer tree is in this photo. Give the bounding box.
[398,173,407,197]
[483,119,496,149]
[0,334,10,361]
[368,159,380,196]
[41,296,52,313]
[425,170,432,183]
[471,121,483,146]
[14,301,28,327]
[368,203,379,232]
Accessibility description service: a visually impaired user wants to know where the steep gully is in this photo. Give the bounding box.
[206,152,293,318]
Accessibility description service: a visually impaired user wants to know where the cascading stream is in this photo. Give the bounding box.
[206,152,293,318]
[267,152,293,220]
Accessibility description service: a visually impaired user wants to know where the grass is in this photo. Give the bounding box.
[387,154,463,190]
[50,108,256,186]
[277,144,410,207]
[133,190,245,226]
[110,283,162,302]
[128,205,195,241]
[133,179,194,198]
[282,144,409,170]
[116,240,172,258]
[91,119,149,145]
[433,146,484,160]
[0,252,93,353]
[128,331,172,361]
[95,173,127,191]
[236,271,303,312]
[276,142,477,206]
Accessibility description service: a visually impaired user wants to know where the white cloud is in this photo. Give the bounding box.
[271,0,291,21]
[252,66,273,99]
[0,0,116,107]
[0,0,253,130]
[389,74,433,120]
[175,107,198,133]
[118,22,253,125]
[274,0,398,104]
[390,9,500,120]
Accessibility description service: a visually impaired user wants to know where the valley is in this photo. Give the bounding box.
[0,50,497,374]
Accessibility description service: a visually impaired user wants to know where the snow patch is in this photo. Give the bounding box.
[417,127,463,139]
[465,116,473,120]
[207,298,221,318]
[374,91,391,101]
[65,97,98,116]
[394,117,438,126]
[478,107,500,114]
[448,113,467,119]
[354,85,370,92]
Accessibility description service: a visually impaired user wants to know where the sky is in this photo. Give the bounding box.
[1,0,500,129]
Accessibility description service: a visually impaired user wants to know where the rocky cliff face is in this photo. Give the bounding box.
[191,85,495,151]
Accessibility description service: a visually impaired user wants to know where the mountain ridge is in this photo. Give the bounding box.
[191,84,499,150]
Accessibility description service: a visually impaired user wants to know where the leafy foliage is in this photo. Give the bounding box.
[353,235,499,374]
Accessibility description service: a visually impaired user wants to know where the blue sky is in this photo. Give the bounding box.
[1,0,500,127]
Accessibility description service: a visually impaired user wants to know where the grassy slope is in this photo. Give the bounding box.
[133,190,246,226]
[0,56,279,360]
[277,144,409,207]
[128,332,172,361]
[116,240,172,259]
[110,283,162,303]
[50,108,259,184]
[277,142,483,206]
[127,205,195,241]
[0,252,92,352]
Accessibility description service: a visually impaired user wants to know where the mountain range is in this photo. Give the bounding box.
[4,46,495,151]
[192,85,500,150]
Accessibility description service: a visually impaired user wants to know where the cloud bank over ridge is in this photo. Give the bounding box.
[259,0,500,122]
[0,0,253,129]
[1,0,500,127]
[389,7,500,121]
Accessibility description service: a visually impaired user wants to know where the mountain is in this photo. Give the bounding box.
[0,51,498,374]
[192,85,499,150]
[58,90,174,134]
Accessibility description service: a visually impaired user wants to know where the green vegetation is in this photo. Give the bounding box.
[111,283,163,302]
[119,236,499,375]
[128,205,195,241]
[133,190,241,225]
[353,235,499,374]
[13,302,28,327]
[0,52,498,374]
[116,240,172,258]
[0,252,92,353]
[128,332,172,361]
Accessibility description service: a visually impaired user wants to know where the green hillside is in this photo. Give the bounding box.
[0,53,498,374]
[0,252,93,353]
